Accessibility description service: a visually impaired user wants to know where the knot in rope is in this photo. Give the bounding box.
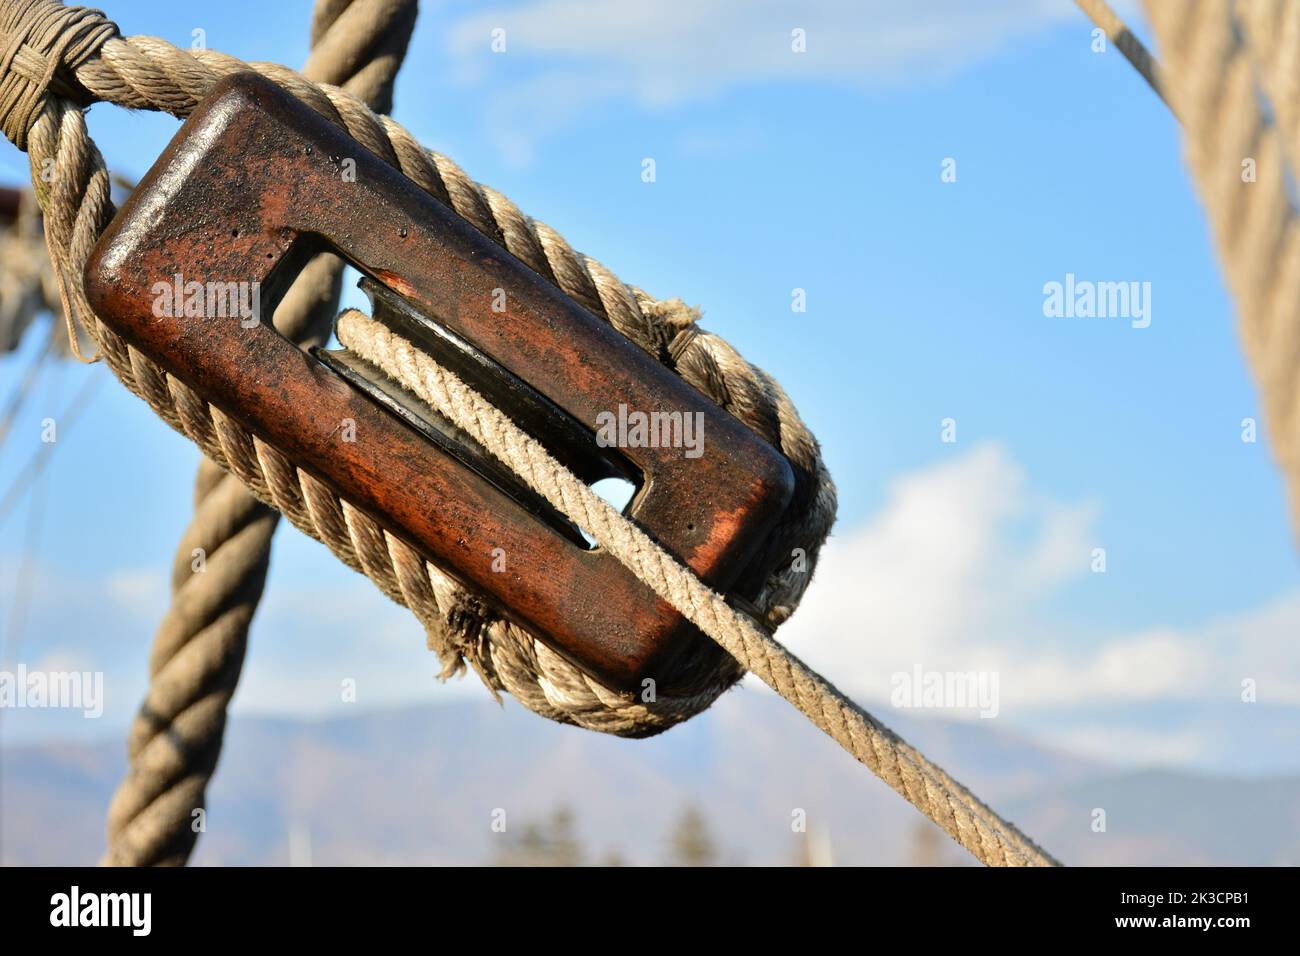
[0,0,114,149]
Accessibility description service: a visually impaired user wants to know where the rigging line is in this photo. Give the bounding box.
[0,331,58,870]
[0,350,60,667]
[0,409,52,737]
[0,370,101,534]
[0,321,57,462]
[1073,0,1174,115]
[0,467,49,662]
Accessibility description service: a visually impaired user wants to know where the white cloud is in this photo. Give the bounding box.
[445,0,1120,162]
[28,650,95,675]
[104,567,168,612]
[0,545,486,735]
[777,443,1096,687]
[451,0,1083,98]
[1050,723,1210,766]
[772,444,1300,759]
[228,578,488,717]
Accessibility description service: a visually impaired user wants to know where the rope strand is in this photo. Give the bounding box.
[335,309,1058,867]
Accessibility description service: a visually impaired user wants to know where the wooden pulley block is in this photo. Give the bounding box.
[84,72,795,689]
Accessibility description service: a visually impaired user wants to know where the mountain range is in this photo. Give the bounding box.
[3,689,1297,865]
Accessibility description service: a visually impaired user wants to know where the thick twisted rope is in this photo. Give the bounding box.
[1077,0,1300,544]
[101,0,418,868]
[1234,1,1300,205]
[1143,0,1300,542]
[0,1,1057,866]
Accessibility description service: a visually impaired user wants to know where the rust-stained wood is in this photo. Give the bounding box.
[84,72,794,689]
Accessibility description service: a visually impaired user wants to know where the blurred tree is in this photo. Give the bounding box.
[492,804,587,866]
[909,820,949,867]
[791,826,834,866]
[548,807,581,867]
[667,803,718,867]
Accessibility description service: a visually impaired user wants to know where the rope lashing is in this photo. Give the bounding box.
[1078,0,1300,547]
[0,0,114,361]
[0,0,111,148]
[0,0,1057,866]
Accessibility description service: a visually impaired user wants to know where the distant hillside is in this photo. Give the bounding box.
[3,691,1297,865]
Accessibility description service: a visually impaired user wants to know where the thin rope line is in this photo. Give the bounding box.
[0,319,55,460]
[1074,0,1174,113]
[0,366,97,531]
[337,308,1059,867]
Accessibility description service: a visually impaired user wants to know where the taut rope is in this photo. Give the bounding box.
[1073,0,1171,111]
[338,309,1058,866]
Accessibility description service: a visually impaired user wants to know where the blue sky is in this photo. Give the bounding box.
[1,1,1297,774]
